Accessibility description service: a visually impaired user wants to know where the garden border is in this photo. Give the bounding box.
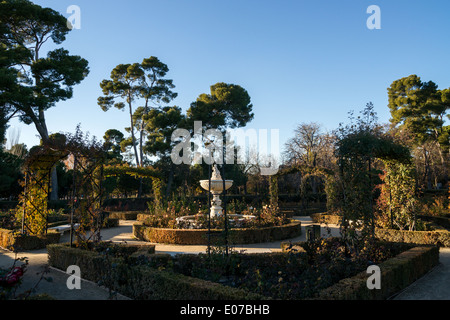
[132,220,302,245]
[313,245,439,300]
[0,228,61,251]
[106,211,140,220]
[310,213,450,247]
[47,243,264,300]
[47,241,439,300]
[280,240,439,299]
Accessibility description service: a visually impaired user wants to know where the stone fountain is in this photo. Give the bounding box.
[176,164,255,229]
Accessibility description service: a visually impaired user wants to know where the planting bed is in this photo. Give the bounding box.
[132,220,302,245]
[311,213,450,247]
[47,238,439,300]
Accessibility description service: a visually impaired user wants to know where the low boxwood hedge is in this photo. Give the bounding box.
[310,213,342,225]
[418,215,450,229]
[375,228,450,247]
[102,217,119,228]
[0,228,61,251]
[132,220,302,245]
[280,240,439,299]
[313,245,439,300]
[47,243,263,300]
[47,240,438,300]
[311,213,450,247]
[106,211,140,220]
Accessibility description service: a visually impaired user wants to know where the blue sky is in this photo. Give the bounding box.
[7,0,450,156]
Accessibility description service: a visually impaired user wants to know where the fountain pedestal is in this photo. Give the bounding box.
[210,191,223,217]
[200,165,233,218]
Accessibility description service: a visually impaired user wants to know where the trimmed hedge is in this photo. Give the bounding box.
[107,211,140,220]
[47,241,439,300]
[310,213,450,247]
[102,217,120,228]
[375,228,450,247]
[310,213,342,225]
[47,244,264,300]
[0,228,61,251]
[133,220,302,245]
[313,245,439,300]
[418,215,450,229]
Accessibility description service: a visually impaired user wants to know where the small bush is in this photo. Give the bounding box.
[314,245,439,300]
[47,243,261,300]
[133,220,302,245]
[0,228,61,251]
[106,211,139,220]
[47,238,437,300]
[137,238,418,300]
[375,228,450,247]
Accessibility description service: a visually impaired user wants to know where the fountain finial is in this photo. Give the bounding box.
[211,164,222,180]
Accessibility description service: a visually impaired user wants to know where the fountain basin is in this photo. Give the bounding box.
[200,179,233,192]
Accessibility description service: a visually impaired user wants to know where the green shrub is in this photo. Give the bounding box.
[310,213,342,225]
[133,220,302,245]
[47,243,262,300]
[375,228,450,247]
[311,213,450,247]
[102,217,119,228]
[106,211,139,220]
[47,239,438,300]
[314,245,439,300]
[0,228,61,251]
[139,238,422,300]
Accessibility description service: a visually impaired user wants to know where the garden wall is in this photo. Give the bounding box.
[132,220,302,245]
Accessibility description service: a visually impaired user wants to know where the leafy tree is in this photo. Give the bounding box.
[144,106,185,157]
[143,106,187,196]
[388,75,449,148]
[186,82,254,199]
[0,0,89,199]
[0,107,9,145]
[0,108,23,198]
[103,129,125,161]
[187,82,254,131]
[98,57,177,168]
[388,75,449,187]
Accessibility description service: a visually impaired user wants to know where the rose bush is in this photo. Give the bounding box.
[0,261,27,300]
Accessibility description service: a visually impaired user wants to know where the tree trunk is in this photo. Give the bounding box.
[166,163,174,198]
[423,147,432,190]
[128,99,140,168]
[34,120,59,201]
[137,121,145,198]
[437,145,448,186]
